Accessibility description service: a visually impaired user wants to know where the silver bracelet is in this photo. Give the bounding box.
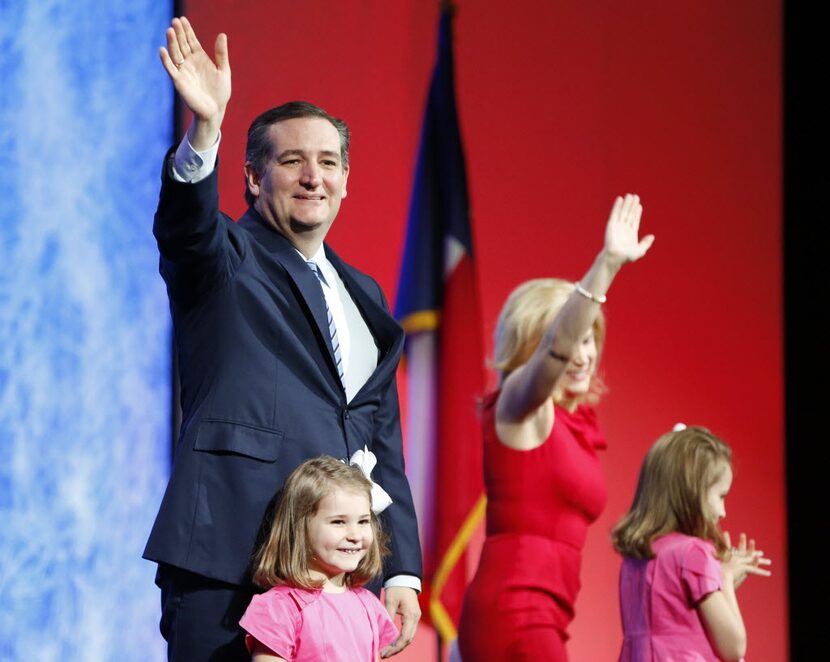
[574,282,607,304]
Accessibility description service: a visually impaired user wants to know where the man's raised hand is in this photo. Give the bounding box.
[159,16,231,149]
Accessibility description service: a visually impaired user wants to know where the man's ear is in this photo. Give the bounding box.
[244,162,260,198]
[341,164,350,199]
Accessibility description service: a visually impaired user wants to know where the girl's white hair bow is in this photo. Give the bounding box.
[348,445,393,514]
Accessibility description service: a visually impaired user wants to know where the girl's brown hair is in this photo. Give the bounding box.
[612,426,732,559]
[251,456,389,589]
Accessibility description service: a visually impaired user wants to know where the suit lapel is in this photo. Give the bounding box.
[238,211,342,393]
[237,210,404,400]
[325,246,405,398]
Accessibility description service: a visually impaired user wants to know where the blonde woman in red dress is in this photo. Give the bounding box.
[457,194,653,661]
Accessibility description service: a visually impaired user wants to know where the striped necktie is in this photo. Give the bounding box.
[306,260,345,386]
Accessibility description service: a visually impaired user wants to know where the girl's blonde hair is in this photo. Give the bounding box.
[612,426,732,559]
[493,278,606,401]
[251,456,389,590]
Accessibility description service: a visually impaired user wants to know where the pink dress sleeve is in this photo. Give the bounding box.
[354,587,400,649]
[680,538,723,605]
[375,604,399,649]
[239,587,300,659]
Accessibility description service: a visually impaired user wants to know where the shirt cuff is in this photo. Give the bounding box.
[383,575,422,593]
[170,132,221,183]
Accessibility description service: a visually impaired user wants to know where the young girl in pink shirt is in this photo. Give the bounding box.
[612,426,771,661]
[240,456,398,661]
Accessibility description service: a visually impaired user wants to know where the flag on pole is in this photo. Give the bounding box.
[395,4,485,645]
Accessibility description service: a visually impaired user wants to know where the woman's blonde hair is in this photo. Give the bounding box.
[251,456,389,589]
[612,426,732,559]
[493,278,606,401]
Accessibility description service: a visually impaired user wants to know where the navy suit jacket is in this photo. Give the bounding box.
[143,152,422,586]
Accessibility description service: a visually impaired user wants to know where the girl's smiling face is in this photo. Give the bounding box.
[306,487,373,589]
[704,461,733,523]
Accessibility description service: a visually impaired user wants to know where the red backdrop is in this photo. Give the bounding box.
[184,1,785,659]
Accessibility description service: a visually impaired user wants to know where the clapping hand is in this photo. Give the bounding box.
[722,531,772,589]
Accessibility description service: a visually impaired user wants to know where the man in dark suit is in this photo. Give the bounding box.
[144,17,422,661]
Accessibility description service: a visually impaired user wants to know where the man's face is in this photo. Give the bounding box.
[245,117,349,243]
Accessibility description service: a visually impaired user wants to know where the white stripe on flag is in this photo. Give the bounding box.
[404,331,438,559]
[444,235,465,277]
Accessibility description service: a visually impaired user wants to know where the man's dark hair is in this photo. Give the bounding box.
[244,101,350,207]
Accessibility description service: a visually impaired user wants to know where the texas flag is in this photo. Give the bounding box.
[394,5,485,645]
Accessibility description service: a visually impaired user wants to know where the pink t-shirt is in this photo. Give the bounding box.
[618,532,742,662]
[240,585,398,661]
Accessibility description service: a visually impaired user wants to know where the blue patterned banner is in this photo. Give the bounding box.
[0,2,172,660]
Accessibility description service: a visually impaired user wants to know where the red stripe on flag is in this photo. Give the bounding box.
[428,252,484,636]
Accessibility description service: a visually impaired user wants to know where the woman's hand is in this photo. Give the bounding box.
[603,194,654,266]
[722,531,772,589]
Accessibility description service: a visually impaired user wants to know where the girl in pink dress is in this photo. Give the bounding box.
[240,456,398,661]
[612,426,772,661]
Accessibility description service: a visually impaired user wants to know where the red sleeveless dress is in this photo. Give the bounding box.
[457,392,607,661]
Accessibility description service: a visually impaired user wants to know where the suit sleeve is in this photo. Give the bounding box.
[152,148,244,304]
[370,287,423,581]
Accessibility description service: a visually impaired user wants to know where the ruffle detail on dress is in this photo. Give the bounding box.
[556,404,607,450]
[680,539,723,604]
